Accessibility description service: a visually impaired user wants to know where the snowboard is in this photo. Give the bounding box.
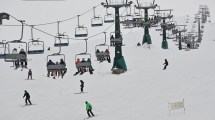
[74,92,88,94]
[84,115,97,120]
[21,104,36,107]
[25,79,34,80]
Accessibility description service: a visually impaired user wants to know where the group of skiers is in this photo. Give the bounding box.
[12,48,28,69]
[47,58,67,78]
[96,49,111,63]
[74,58,94,76]
[22,57,169,118]
[23,79,95,118]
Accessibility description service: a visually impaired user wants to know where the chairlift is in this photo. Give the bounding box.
[167,33,176,39]
[91,7,103,27]
[91,17,103,27]
[0,40,6,59]
[28,39,44,54]
[75,53,92,69]
[95,32,110,62]
[75,15,88,37]
[4,20,28,62]
[54,22,69,47]
[133,5,142,19]
[110,32,123,46]
[104,8,114,23]
[47,38,67,72]
[4,40,28,62]
[121,7,134,28]
[47,53,66,71]
[28,26,44,54]
[54,34,69,47]
[95,45,110,62]
[75,39,92,69]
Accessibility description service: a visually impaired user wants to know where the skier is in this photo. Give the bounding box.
[80,80,84,92]
[23,90,32,105]
[27,69,32,80]
[19,49,27,68]
[85,101,94,117]
[163,59,169,70]
[12,48,19,69]
[47,60,55,77]
[105,49,111,63]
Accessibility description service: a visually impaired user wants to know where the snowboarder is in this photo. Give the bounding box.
[80,80,84,92]
[85,101,94,117]
[163,59,168,70]
[27,69,32,80]
[23,90,32,105]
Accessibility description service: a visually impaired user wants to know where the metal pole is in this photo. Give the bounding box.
[179,32,182,50]
[112,7,127,71]
[198,18,202,42]
[162,19,168,49]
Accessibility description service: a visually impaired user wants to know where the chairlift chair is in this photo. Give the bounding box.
[54,22,70,46]
[0,41,6,59]
[47,53,67,71]
[75,26,88,37]
[91,17,103,27]
[91,7,103,27]
[28,39,44,54]
[104,13,114,23]
[54,35,69,47]
[95,44,110,61]
[122,15,134,28]
[75,53,92,69]
[167,33,176,39]
[28,25,45,54]
[75,15,88,37]
[104,8,114,23]
[4,40,28,62]
[110,32,123,46]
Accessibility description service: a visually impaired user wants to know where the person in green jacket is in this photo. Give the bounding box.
[85,101,94,117]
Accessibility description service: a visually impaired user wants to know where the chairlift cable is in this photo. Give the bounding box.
[1,6,125,42]
[1,3,101,27]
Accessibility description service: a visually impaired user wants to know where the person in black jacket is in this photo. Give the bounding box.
[27,69,32,80]
[23,90,32,105]
[59,58,67,78]
[47,60,55,77]
[19,49,27,68]
[80,80,84,92]
[163,59,169,70]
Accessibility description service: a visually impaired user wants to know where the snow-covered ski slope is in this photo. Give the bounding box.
[1,0,215,120]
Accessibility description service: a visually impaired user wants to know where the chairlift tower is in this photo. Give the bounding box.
[199,5,208,23]
[197,17,202,42]
[155,9,173,49]
[102,0,132,72]
[135,0,157,45]
[174,25,187,50]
